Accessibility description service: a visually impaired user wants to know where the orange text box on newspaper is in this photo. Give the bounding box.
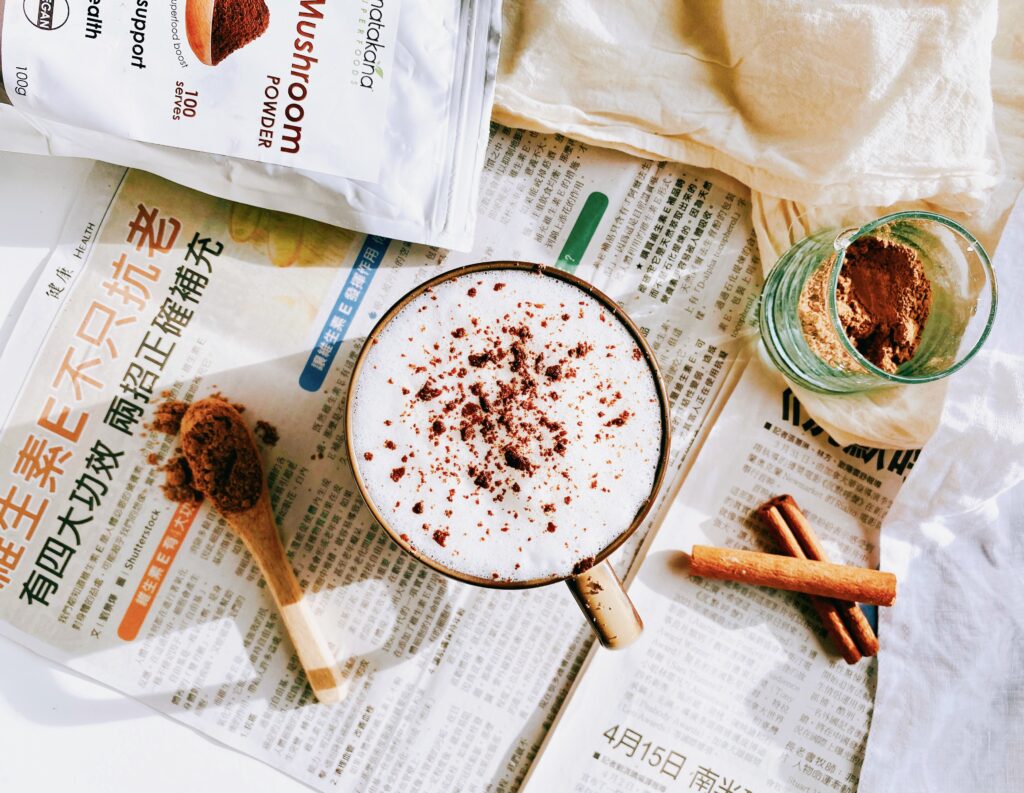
[117,499,201,641]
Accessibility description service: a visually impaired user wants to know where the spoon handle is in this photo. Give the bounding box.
[240,504,347,704]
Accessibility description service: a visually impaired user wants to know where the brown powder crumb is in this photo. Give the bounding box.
[509,342,526,373]
[572,556,596,575]
[800,236,932,374]
[152,400,188,435]
[452,327,467,338]
[384,440,396,450]
[494,282,506,291]
[209,392,246,413]
[503,445,535,474]
[390,467,406,482]
[468,350,493,367]
[253,420,279,446]
[412,501,424,514]
[363,452,374,461]
[432,529,450,547]
[632,348,643,361]
[544,364,562,381]
[546,522,557,533]
[180,398,263,513]
[417,382,442,401]
[147,452,160,466]
[467,287,477,297]
[604,411,631,427]
[160,455,204,504]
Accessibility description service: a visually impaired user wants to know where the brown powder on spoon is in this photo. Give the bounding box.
[161,454,204,504]
[180,399,263,513]
[151,400,188,435]
[149,395,268,512]
[799,236,932,373]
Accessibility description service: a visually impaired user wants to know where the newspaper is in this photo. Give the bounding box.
[523,358,917,793]
[0,124,762,792]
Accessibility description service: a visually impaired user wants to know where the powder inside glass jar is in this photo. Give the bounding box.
[799,236,932,373]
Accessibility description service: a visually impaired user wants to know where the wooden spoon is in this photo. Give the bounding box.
[185,0,215,65]
[181,398,346,704]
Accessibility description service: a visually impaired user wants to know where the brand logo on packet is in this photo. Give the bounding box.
[354,0,387,91]
[22,0,70,30]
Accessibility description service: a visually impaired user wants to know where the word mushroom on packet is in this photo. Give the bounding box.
[0,0,500,250]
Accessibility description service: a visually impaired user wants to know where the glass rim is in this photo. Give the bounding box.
[826,210,999,384]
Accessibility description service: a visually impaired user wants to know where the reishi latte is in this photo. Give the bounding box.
[350,269,663,582]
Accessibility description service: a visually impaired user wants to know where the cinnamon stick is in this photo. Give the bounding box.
[688,546,897,607]
[757,503,862,664]
[766,495,880,657]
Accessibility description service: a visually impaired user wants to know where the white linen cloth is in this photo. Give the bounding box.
[496,1,1001,209]
[494,0,1024,449]
[858,193,1024,793]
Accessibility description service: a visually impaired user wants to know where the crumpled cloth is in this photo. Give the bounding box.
[858,192,1024,793]
[496,1,1000,208]
[495,0,1024,449]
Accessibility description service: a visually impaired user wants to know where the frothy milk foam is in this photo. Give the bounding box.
[350,269,663,582]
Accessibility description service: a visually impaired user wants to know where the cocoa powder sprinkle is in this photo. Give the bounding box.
[417,383,442,401]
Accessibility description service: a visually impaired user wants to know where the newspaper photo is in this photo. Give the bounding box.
[0,124,761,792]
[523,358,917,793]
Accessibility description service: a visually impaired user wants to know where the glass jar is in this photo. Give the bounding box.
[759,211,998,394]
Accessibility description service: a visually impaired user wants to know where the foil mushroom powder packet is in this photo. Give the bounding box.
[0,0,500,250]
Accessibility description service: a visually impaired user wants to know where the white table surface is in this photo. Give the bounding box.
[0,152,310,793]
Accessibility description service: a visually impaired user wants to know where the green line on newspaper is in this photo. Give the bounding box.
[555,191,609,272]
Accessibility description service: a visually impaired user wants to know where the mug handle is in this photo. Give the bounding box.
[566,559,643,649]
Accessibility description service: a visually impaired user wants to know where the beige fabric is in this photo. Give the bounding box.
[497,1,1001,209]
[495,0,1024,449]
